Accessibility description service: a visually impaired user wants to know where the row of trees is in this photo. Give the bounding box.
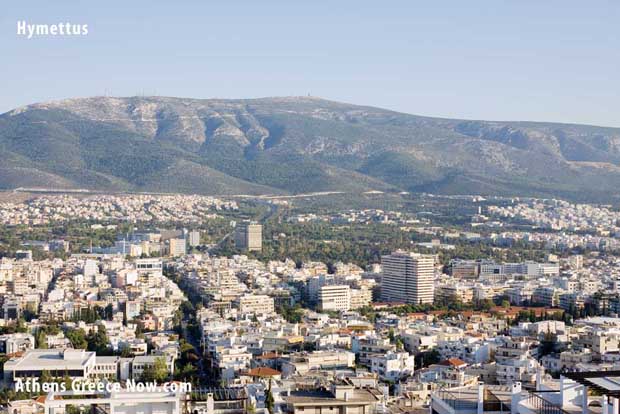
[70,305,114,324]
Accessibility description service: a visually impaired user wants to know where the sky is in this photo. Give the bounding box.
[1,1,619,127]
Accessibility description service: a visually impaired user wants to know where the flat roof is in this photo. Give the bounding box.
[287,388,381,405]
[5,350,95,371]
[563,372,620,397]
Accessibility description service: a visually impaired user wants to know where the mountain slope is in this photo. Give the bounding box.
[1,96,620,201]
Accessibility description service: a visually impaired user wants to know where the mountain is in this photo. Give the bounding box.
[1,96,620,201]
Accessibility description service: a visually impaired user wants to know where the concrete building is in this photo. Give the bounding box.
[135,258,163,276]
[381,251,435,304]
[168,238,186,257]
[43,389,183,414]
[234,294,275,315]
[188,231,201,248]
[285,382,383,414]
[130,355,175,380]
[318,285,351,312]
[281,350,356,377]
[3,349,96,385]
[0,333,35,354]
[350,288,372,310]
[370,351,415,382]
[234,221,262,252]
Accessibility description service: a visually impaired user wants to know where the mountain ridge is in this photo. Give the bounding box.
[1,96,619,201]
[8,95,619,130]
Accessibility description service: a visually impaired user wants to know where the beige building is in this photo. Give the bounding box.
[381,251,435,304]
[234,294,275,315]
[435,284,474,303]
[235,221,262,251]
[350,288,372,310]
[167,238,186,257]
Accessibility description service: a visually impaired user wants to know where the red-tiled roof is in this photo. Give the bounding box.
[438,358,467,367]
[245,367,281,377]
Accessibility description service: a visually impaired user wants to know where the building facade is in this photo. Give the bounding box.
[381,252,435,304]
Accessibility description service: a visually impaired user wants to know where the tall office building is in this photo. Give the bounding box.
[235,221,262,252]
[381,251,435,304]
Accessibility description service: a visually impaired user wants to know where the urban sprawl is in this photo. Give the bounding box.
[0,194,620,414]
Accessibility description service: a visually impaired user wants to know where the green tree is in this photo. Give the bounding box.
[40,370,53,384]
[265,379,275,414]
[67,328,88,349]
[174,363,197,381]
[141,357,169,383]
[120,346,133,358]
[104,304,114,321]
[36,331,48,349]
[87,325,110,354]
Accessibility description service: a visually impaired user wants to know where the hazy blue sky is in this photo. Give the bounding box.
[1,1,619,126]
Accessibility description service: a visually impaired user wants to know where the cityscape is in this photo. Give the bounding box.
[0,190,620,414]
[3,2,620,414]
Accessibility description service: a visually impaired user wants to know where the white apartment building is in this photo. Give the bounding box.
[318,284,351,312]
[131,355,175,380]
[281,350,355,377]
[0,333,34,354]
[234,294,275,315]
[381,252,435,304]
[188,231,201,247]
[212,345,253,383]
[370,351,415,382]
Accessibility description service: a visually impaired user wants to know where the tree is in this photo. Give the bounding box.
[388,328,395,342]
[104,304,114,321]
[416,349,441,368]
[67,328,88,349]
[87,325,110,355]
[265,379,275,414]
[135,322,145,339]
[36,331,48,349]
[538,329,557,358]
[120,346,133,358]
[174,363,197,381]
[141,357,169,383]
[62,371,72,390]
[395,337,404,351]
[15,317,28,333]
[40,370,53,384]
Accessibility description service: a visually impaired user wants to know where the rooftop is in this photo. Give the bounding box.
[5,349,95,370]
[287,387,382,405]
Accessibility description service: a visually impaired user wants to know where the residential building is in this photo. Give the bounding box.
[381,251,435,304]
[318,285,351,312]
